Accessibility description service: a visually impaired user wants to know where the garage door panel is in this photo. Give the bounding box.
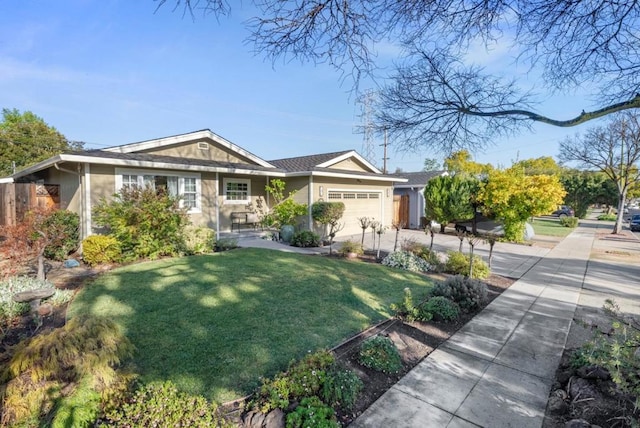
[329,190,383,236]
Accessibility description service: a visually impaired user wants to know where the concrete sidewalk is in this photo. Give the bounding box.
[349,220,639,428]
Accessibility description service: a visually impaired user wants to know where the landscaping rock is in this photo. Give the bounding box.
[242,409,284,428]
[547,395,568,415]
[37,303,53,317]
[565,419,592,428]
[63,259,80,268]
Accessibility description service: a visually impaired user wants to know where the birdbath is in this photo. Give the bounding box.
[13,288,56,316]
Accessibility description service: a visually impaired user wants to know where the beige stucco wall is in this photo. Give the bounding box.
[218,174,270,231]
[30,164,82,212]
[330,158,371,172]
[140,139,256,164]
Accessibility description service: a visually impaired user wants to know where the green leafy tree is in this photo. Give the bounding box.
[424,175,475,232]
[444,150,492,177]
[422,158,441,172]
[559,112,640,233]
[0,108,83,176]
[559,170,609,218]
[479,167,566,241]
[513,157,562,176]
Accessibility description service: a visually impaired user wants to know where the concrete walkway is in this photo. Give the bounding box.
[232,219,640,427]
[349,220,640,428]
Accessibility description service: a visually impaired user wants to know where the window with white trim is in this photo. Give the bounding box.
[223,178,251,204]
[115,169,201,213]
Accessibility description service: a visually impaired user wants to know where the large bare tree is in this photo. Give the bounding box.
[558,113,640,234]
[157,0,640,152]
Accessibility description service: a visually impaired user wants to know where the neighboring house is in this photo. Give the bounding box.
[391,170,448,229]
[0,129,405,239]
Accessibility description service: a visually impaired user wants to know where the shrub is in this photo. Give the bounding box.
[286,396,339,428]
[253,350,335,413]
[597,213,617,221]
[42,210,80,261]
[82,235,122,266]
[559,216,579,227]
[358,336,402,374]
[183,226,215,254]
[339,240,363,256]
[572,300,640,409]
[291,230,321,247]
[430,275,488,313]
[0,276,72,323]
[312,202,345,225]
[444,251,490,279]
[321,366,363,412]
[92,186,189,261]
[104,381,230,427]
[1,316,133,427]
[381,251,431,273]
[390,287,430,322]
[215,237,238,251]
[422,296,460,322]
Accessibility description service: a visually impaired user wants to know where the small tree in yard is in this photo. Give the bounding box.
[93,186,190,261]
[357,217,373,248]
[392,220,406,252]
[0,207,76,280]
[312,201,345,255]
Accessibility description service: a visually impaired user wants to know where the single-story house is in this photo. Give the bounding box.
[392,170,448,229]
[0,129,406,239]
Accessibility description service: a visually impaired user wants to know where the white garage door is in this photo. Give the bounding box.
[328,190,384,236]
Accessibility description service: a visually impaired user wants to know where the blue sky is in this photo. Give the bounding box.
[0,1,601,172]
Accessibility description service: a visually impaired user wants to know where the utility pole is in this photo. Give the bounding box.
[381,129,389,174]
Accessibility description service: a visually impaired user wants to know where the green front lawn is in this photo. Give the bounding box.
[68,248,434,403]
[530,218,575,237]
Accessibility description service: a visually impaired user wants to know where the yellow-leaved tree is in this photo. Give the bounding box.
[479,166,566,241]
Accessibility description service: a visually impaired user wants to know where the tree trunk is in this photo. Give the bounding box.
[613,189,627,234]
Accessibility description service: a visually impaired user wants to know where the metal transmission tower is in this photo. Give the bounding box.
[355,90,379,168]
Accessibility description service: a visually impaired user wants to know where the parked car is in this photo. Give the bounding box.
[552,205,575,218]
[630,214,640,231]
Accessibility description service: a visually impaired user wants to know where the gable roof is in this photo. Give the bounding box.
[103,129,275,169]
[270,150,381,174]
[392,170,447,188]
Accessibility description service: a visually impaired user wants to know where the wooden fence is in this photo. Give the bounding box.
[0,183,60,226]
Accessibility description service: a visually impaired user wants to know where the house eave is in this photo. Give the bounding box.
[315,150,382,174]
[12,154,287,178]
[285,170,408,182]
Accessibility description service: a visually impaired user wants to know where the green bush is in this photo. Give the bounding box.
[92,186,189,261]
[381,251,431,273]
[82,235,122,266]
[597,213,617,221]
[339,240,363,256]
[321,365,363,411]
[421,296,460,322]
[253,350,335,413]
[183,226,215,254]
[42,210,80,261]
[444,251,490,279]
[291,230,321,247]
[104,381,229,427]
[572,300,640,409]
[430,275,488,313]
[312,202,345,225]
[215,237,238,251]
[0,276,72,324]
[391,287,425,322]
[286,396,339,428]
[358,336,402,374]
[559,216,579,227]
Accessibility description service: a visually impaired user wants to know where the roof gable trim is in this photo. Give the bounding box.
[103,130,275,169]
[316,151,381,173]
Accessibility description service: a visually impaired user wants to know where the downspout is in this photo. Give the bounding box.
[308,175,313,231]
[215,172,220,237]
